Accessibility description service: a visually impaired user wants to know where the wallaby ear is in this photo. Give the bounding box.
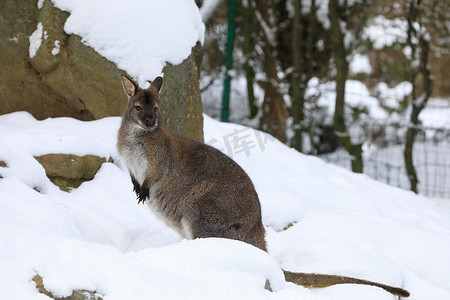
[148,76,163,93]
[121,75,137,98]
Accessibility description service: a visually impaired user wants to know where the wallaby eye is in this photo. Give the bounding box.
[134,105,141,111]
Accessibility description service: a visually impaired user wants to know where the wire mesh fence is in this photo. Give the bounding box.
[319,122,450,199]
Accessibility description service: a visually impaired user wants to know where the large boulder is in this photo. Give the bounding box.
[0,0,126,120]
[160,42,204,142]
[0,0,204,143]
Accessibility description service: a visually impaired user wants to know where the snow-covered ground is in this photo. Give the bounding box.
[1,112,450,299]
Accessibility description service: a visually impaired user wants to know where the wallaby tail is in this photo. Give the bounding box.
[283,270,410,298]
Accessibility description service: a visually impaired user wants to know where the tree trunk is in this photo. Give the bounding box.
[221,0,237,122]
[404,127,418,193]
[404,0,432,193]
[255,0,288,142]
[160,42,204,142]
[241,0,257,119]
[290,0,305,152]
[262,50,288,142]
[305,0,318,154]
[328,0,363,173]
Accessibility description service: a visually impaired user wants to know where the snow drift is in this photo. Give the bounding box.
[1,112,449,299]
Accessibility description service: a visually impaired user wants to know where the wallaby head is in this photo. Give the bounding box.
[120,75,163,132]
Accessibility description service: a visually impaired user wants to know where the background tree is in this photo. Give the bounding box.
[200,0,449,182]
[253,0,289,142]
[241,0,258,119]
[328,0,369,173]
[403,0,433,193]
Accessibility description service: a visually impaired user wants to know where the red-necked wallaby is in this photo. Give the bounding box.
[117,75,409,298]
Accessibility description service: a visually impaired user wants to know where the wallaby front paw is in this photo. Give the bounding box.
[131,176,141,196]
[133,184,140,196]
[138,187,149,204]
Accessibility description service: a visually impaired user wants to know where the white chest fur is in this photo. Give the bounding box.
[119,137,149,186]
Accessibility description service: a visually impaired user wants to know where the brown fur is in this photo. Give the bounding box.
[117,75,409,298]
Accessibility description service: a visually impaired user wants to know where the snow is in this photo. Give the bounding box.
[13,0,450,298]
[37,0,45,9]
[300,0,331,29]
[375,82,412,111]
[304,79,449,129]
[254,10,277,47]
[201,74,264,124]
[306,78,388,120]
[349,53,373,75]
[419,98,450,129]
[49,0,205,86]
[363,16,409,49]
[200,0,223,22]
[29,23,43,58]
[1,112,450,299]
[51,40,61,55]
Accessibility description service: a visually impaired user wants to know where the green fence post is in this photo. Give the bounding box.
[221,0,237,122]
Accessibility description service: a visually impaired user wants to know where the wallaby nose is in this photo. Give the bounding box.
[145,118,152,126]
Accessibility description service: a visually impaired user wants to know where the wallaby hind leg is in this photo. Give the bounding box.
[224,221,267,251]
[243,221,267,251]
[190,217,267,252]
